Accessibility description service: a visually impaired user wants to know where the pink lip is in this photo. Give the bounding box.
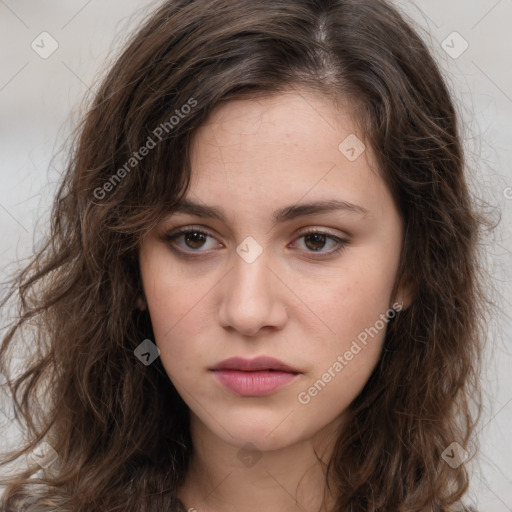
[209,356,301,397]
[211,370,299,396]
[209,356,300,373]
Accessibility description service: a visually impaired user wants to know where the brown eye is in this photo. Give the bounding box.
[182,231,208,249]
[162,227,348,260]
[303,233,329,251]
[163,228,222,253]
[292,230,349,259]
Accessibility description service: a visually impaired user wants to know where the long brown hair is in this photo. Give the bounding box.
[0,0,493,510]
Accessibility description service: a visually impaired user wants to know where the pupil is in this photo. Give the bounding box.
[185,232,206,249]
[306,234,326,251]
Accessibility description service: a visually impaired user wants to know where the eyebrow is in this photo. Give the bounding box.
[169,197,369,227]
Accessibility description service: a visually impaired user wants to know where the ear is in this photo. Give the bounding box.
[135,296,147,311]
[393,272,415,312]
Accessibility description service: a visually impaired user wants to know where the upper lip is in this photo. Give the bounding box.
[209,356,301,373]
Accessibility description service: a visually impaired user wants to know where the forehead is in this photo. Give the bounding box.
[183,89,393,222]
[192,89,360,155]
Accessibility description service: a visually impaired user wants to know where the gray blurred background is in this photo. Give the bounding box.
[0,0,511,510]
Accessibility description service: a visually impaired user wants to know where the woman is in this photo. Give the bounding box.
[0,0,490,510]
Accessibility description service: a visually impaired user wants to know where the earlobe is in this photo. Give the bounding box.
[135,296,147,311]
[393,274,415,312]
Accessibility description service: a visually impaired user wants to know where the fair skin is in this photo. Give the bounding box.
[138,88,412,512]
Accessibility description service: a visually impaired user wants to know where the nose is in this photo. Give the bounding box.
[217,248,288,337]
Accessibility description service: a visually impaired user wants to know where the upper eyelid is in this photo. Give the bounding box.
[164,226,349,251]
[164,225,348,241]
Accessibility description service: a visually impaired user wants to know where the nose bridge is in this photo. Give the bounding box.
[229,245,273,311]
[218,240,287,334]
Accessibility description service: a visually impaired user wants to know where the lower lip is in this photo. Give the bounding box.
[211,370,299,396]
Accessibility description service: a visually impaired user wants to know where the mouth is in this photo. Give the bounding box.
[209,355,301,373]
[209,356,301,397]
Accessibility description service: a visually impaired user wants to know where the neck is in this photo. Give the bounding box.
[177,413,343,512]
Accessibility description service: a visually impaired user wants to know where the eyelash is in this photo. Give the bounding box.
[162,226,349,259]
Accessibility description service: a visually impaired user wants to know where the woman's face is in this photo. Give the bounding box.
[139,89,409,453]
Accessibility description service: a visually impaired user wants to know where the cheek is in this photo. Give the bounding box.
[287,247,398,410]
[146,285,208,361]
[290,245,399,345]
[139,248,211,368]
[292,348,380,440]
[294,280,391,423]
